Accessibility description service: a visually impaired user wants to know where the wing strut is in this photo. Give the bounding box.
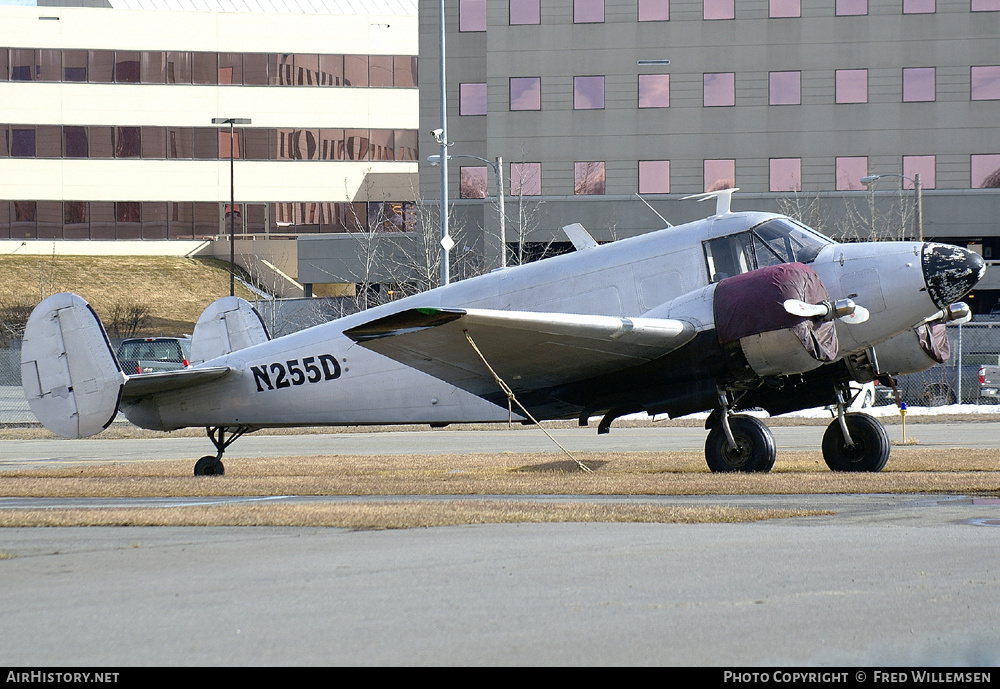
[462,330,593,473]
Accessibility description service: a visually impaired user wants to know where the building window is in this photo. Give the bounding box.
[704,0,735,19]
[769,71,800,105]
[575,162,605,195]
[638,0,670,21]
[903,67,935,102]
[63,50,87,82]
[510,0,541,24]
[704,159,735,192]
[972,0,1000,10]
[638,74,670,108]
[972,155,1000,188]
[9,49,37,81]
[903,156,935,189]
[836,157,869,191]
[510,162,541,195]
[460,0,487,31]
[769,0,800,17]
[510,77,541,110]
[836,0,867,14]
[639,161,670,194]
[64,126,89,158]
[903,0,934,12]
[574,76,605,109]
[460,83,487,115]
[971,66,1000,100]
[460,166,488,199]
[574,0,605,23]
[704,72,735,107]
[836,69,868,103]
[10,128,35,157]
[770,158,802,192]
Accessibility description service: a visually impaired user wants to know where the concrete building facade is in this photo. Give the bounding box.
[417,0,1000,312]
[0,1,419,294]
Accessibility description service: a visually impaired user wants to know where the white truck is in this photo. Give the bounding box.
[980,365,1000,404]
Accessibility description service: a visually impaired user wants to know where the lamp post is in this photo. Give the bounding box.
[860,173,922,241]
[436,0,450,286]
[428,154,506,269]
[212,117,252,297]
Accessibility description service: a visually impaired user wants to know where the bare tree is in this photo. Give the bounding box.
[103,297,151,339]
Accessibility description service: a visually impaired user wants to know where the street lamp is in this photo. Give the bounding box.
[212,117,252,297]
[435,0,450,286]
[428,153,507,269]
[860,173,923,241]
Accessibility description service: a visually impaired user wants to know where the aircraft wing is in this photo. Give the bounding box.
[121,366,232,400]
[344,307,696,398]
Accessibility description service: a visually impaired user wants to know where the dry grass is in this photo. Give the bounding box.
[0,502,816,529]
[0,255,255,335]
[0,447,996,528]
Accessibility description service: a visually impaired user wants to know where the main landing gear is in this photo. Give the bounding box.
[821,387,890,472]
[705,393,776,473]
[704,386,890,473]
[193,425,254,476]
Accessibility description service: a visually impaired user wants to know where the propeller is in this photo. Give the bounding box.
[783,298,870,324]
[923,302,972,326]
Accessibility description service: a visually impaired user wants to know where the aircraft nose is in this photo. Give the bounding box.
[921,242,986,309]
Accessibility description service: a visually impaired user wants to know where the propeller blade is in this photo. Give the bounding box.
[839,305,870,324]
[783,299,829,318]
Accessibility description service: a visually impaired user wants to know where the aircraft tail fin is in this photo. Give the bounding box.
[21,293,125,439]
[189,296,270,364]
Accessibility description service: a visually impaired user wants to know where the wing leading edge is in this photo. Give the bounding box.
[344,307,696,399]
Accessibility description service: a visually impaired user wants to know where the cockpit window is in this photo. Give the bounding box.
[703,218,832,282]
[751,218,831,265]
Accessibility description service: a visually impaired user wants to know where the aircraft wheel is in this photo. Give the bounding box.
[822,413,889,472]
[705,415,776,473]
[194,455,225,477]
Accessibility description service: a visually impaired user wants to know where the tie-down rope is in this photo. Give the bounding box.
[463,330,593,473]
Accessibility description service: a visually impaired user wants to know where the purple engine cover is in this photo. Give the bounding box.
[714,262,838,363]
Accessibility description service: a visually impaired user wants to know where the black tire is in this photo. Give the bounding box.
[194,455,225,476]
[705,415,776,473]
[822,413,890,472]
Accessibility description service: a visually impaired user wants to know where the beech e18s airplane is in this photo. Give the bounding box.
[22,190,986,475]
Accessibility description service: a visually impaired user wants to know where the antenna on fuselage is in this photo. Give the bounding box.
[634,193,672,228]
[682,188,739,216]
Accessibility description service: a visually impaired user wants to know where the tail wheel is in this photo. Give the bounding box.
[705,415,776,473]
[822,412,890,472]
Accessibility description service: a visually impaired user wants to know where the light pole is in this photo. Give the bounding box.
[428,154,506,269]
[860,173,922,241]
[212,117,251,296]
[436,0,450,286]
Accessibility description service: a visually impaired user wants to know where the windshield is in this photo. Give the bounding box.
[118,340,184,362]
[750,218,832,265]
[703,218,832,282]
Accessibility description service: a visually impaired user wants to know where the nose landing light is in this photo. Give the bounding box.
[921,243,986,310]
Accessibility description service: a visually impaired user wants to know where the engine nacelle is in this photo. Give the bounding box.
[714,263,838,379]
[873,322,949,376]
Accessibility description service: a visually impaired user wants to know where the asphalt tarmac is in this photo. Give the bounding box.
[2,424,999,666]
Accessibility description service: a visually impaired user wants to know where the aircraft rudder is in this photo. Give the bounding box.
[21,293,125,438]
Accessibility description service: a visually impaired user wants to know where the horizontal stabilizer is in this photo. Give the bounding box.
[21,293,124,438]
[345,307,695,398]
[122,366,232,400]
[190,296,270,364]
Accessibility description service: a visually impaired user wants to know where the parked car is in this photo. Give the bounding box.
[116,337,191,375]
[981,365,1000,404]
[875,358,1000,407]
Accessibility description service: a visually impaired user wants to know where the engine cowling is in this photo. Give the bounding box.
[873,322,949,376]
[714,263,838,379]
